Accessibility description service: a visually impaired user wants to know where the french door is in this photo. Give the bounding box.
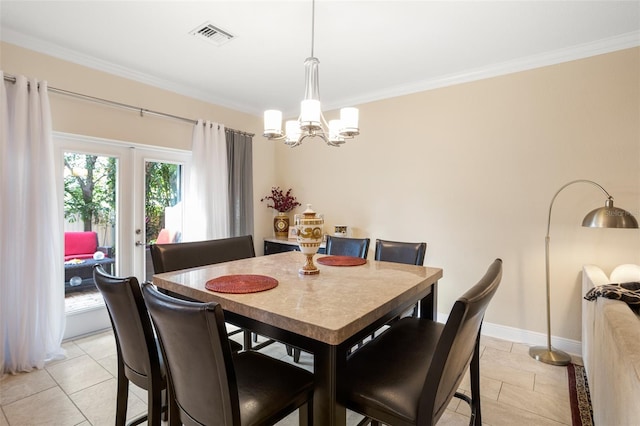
[54,133,191,292]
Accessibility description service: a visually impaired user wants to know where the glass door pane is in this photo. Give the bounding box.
[143,161,184,281]
[133,147,189,283]
[63,152,118,312]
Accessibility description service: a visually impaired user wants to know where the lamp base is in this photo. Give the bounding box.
[529,346,571,366]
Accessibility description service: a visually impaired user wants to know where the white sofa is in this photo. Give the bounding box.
[582,264,640,426]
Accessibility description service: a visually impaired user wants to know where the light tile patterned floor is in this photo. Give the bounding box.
[64,289,106,313]
[0,326,579,425]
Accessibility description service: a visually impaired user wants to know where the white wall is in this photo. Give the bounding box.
[268,48,640,349]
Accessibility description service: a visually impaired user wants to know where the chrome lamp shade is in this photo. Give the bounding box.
[530,180,638,366]
[582,198,639,228]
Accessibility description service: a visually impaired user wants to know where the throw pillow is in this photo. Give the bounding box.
[584,282,640,311]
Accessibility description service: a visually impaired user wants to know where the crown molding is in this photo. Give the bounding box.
[322,30,640,114]
[4,28,639,119]
[1,28,259,116]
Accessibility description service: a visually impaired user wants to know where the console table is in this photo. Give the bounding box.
[264,237,326,255]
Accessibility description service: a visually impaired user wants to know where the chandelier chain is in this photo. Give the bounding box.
[310,0,315,58]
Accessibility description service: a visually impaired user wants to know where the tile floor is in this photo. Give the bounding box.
[0,325,580,426]
[64,289,106,313]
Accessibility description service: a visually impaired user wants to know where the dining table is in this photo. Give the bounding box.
[152,250,443,425]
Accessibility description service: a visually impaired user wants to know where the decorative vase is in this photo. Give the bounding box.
[295,204,324,275]
[274,212,290,237]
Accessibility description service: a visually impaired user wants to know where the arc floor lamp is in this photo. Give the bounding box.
[529,179,638,366]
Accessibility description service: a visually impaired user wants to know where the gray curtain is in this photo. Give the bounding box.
[226,129,254,237]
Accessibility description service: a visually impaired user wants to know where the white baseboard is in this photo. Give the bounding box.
[62,306,582,356]
[63,305,111,341]
[437,313,582,357]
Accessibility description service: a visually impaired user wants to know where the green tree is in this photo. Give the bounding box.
[145,162,180,243]
[64,154,115,231]
[63,155,179,244]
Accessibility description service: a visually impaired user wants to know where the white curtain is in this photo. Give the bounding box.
[0,72,65,375]
[183,120,230,241]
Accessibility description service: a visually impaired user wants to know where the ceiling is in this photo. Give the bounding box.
[2,1,639,117]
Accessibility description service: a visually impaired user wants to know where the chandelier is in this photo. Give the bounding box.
[263,0,359,147]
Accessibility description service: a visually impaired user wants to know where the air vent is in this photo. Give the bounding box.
[189,22,235,46]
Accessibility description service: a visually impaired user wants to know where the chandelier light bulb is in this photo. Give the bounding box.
[285,120,301,144]
[300,99,321,130]
[329,119,345,144]
[339,107,359,136]
[263,110,283,137]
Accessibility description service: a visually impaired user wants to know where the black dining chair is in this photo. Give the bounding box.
[355,238,429,346]
[93,265,176,426]
[339,258,503,426]
[325,235,371,259]
[141,283,314,425]
[150,235,267,351]
[375,238,427,318]
[149,235,256,275]
[374,238,427,266]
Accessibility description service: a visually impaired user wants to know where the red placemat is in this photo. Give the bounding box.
[316,256,367,266]
[205,275,278,294]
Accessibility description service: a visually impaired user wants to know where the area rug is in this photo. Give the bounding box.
[567,363,594,426]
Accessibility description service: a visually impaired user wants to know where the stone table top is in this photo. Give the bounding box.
[152,251,442,345]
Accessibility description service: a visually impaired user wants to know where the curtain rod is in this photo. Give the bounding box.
[3,74,255,137]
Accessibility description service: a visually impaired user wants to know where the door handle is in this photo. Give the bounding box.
[135,241,146,247]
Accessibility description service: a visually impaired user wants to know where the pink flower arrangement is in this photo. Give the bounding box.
[261,187,301,213]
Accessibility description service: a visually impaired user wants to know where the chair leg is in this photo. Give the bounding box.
[285,345,301,363]
[115,360,128,426]
[162,387,168,421]
[168,384,181,426]
[453,335,482,426]
[148,385,163,426]
[128,380,164,426]
[298,402,312,426]
[243,329,253,351]
[469,334,482,426]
